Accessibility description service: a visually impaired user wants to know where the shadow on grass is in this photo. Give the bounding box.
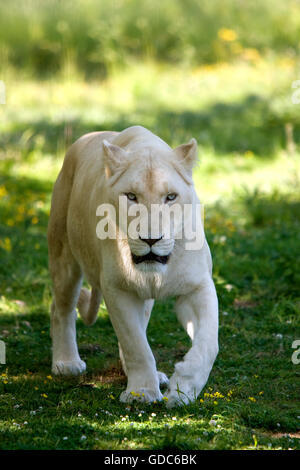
[2,93,299,157]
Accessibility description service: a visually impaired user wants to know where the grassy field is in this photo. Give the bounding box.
[2,0,300,77]
[0,54,300,449]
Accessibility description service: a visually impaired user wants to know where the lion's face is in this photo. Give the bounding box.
[102,136,198,271]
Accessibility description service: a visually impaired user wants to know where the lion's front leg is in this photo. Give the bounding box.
[118,298,169,388]
[166,277,219,407]
[103,286,162,403]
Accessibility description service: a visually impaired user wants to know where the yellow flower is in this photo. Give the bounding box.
[31,216,38,225]
[218,28,237,42]
[214,391,224,398]
[242,48,260,63]
[46,375,52,380]
[248,396,256,402]
[0,186,7,198]
[162,396,169,401]
[17,205,26,214]
[41,393,48,398]
[0,238,12,252]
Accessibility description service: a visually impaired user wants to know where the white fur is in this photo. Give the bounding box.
[48,126,218,406]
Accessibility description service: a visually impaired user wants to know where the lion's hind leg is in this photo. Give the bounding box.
[49,240,86,376]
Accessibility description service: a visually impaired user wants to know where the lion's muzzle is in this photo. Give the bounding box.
[128,236,174,265]
[132,252,170,265]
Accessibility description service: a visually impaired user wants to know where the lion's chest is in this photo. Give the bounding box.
[122,266,199,301]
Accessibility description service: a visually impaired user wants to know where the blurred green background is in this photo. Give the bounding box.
[0,0,299,450]
[1,0,300,76]
[1,0,300,188]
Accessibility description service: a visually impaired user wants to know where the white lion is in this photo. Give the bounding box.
[47,125,218,407]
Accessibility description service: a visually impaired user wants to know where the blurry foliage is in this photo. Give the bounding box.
[1,0,300,77]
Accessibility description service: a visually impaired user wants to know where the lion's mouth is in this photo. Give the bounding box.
[131,252,170,265]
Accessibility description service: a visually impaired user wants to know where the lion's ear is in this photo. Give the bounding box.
[102,140,129,178]
[174,138,198,174]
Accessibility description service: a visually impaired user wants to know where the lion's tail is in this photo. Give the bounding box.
[77,287,102,326]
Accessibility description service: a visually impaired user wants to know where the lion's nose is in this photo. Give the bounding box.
[139,236,163,247]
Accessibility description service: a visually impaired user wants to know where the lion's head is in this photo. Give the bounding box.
[101,126,198,272]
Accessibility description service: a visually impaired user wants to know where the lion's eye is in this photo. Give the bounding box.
[166,193,177,202]
[126,192,137,202]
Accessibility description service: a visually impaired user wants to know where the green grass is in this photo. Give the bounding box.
[0,58,300,450]
[2,0,300,78]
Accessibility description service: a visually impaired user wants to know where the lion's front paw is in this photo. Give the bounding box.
[158,371,169,387]
[165,374,199,408]
[52,359,86,376]
[120,388,163,404]
[165,390,193,408]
